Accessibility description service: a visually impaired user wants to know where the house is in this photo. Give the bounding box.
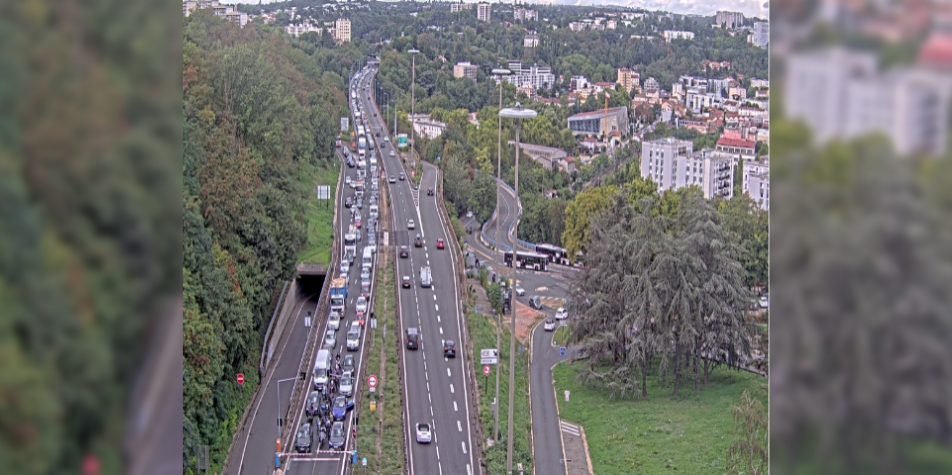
[507,141,567,170]
[567,106,630,137]
[715,128,757,159]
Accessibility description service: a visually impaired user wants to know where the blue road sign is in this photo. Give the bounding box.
[560,347,566,357]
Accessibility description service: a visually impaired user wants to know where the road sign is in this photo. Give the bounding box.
[368,374,378,388]
[483,365,491,376]
[362,457,367,467]
[560,347,566,357]
[480,348,499,365]
[341,117,349,131]
[565,390,570,402]
[237,373,245,385]
[397,134,408,148]
[316,185,331,200]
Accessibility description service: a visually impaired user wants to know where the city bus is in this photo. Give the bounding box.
[504,251,549,271]
[534,243,571,266]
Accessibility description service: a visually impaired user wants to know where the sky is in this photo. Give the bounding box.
[226,0,769,20]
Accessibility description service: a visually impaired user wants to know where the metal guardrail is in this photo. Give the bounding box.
[477,173,537,253]
[260,281,290,372]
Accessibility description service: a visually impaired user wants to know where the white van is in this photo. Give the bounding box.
[369,204,378,219]
[312,349,331,390]
[362,246,374,270]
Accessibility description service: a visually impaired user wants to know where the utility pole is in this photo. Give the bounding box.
[408,49,420,175]
[490,67,510,444]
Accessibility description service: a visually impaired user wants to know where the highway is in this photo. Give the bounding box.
[360,67,477,475]
[482,179,521,251]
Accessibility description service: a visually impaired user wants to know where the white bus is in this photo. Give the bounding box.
[535,243,571,266]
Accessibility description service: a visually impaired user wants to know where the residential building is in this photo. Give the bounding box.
[183,1,247,26]
[743,157,769,210]
[715,11,745,29]
[643,77,660,97]
[642,138,736,199]
[567,106,630,137]
[286,23,322,37]
[335,18,351,43]
[514,7,538,22]
[409,114,447,139]
[786,47,952,156]
[663,30,695,42]
[453,62,478,83]
[569,75,590,91]
[524,33,539,48]
[752,22,769,48]
[507,141,567,170]
[500,61,556,89]
[450,2,469,13]
[617,68,639,93]
[715,128,757,160]
[477,3,491,22]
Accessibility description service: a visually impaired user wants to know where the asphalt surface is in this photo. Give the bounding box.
[362,68,477,475]
[482,181,520,251]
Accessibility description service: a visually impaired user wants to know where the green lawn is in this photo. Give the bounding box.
[552,325,574,346]
[356,254,406,474]
[466,311,533,475]
[297,160,340,265]
[553,361,767,475]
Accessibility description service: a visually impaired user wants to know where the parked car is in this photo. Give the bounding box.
[555,307,568,320]
[323,329,337,348]
[759,295,769,309]
[543,318,556,332]
[400,246,409,258]
[443,340,456,358]
[528,296,543,309]
[328,422,346,450]
[327,311,341,331]
[415,423,432,444]
[295,423,313,453]
[514,284,525,296]
[406,327,420,349]
[436,238,445,249]
[414,234,423,248]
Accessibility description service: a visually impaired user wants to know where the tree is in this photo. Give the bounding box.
[562,185,619,259]
[725,390,768,475]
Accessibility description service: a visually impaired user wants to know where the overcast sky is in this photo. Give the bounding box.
[225,0,768,20]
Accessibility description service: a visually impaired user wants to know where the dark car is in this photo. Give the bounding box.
[305,391,321,419]
[328,422,346,450]
[345,197,352,208]
[342,354,355,374]
[528,296,543,309]
[444,340,456,358]
[406,327,420,349]
[399,172,406,181]
[295,423,313,453]
[376,131,380,137]
[402,275,411,288]
[347,158,355,168]
[427,188,434,196]
[414,234,423,248]
[400,245,409,258]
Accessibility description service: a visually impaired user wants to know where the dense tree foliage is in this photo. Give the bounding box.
[182,12,350,474]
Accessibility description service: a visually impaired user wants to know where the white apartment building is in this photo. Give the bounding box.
[641,138,736,199]
[453,62,478,83]
[664,30,695,42]
[286,23,322,37]
[409,114,447,139]
[477,3,491,22]
[607,20,618,29]
[786,47,952,156]
[715,11,745,29]
[183,1,247,26]
[334,18,351,43]
[501,61,556,89]
[742,157,769,210]
[752,22,769,48]
[524,33,539,48]
[643,77,660,96]
[514,7,538,22]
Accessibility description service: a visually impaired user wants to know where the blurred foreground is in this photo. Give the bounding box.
[0,1,181,474]
[772,0,952,473]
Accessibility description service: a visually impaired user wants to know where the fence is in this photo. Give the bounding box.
[477,173,537,253]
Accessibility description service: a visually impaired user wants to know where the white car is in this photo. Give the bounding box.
[356,296,368,316]
[407,219,415,230]
[514,284,525,296]
[346,327,360,351]
[327,311,341,331]
[415,423,432,444]
[345,176,353,188]
[555,307,568,320]
[543,318,556,331]
[340,261,350,276]
[339,371,354,396]
[759,296,769,309]
[389,149,395,157]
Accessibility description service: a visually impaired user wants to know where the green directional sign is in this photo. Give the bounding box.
[397,134,408,148]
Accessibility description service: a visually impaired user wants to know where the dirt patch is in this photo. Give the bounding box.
[540,296,566,309]
[514,301,545,342]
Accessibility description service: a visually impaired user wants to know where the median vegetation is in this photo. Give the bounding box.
[297,161,341,265]
[465,309,533,475]
[357,253,406,475]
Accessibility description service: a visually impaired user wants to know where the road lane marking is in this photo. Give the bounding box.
[447,368,451,377]
[462,442,467,454]
[450,384,454,393]
[437,315,440,323]
[439,327,443,335]
[435,304,439,311]
[458,420,462,432]
[454,401,458,412]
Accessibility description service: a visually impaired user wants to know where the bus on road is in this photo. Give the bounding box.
[534,243,570,266]
[504,251,549,271]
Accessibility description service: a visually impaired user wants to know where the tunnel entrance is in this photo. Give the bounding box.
[297,272,327,296]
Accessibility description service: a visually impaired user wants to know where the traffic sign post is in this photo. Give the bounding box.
[483,365,491,393]
[480,348,499,365]
[236,373,245,385]
[560,347,566,357]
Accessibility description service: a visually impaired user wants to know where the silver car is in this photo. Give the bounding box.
[323,329,336,349]
[415,423,432,444]
[327,311,341,331]
[339,371,354,396]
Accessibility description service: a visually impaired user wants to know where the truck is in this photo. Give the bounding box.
[330,277,347,314]
[420,266,432,288]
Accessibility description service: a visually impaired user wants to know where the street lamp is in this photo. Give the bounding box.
[384,92,390,135]
[499,102,537,475]
[408,48,420,175]
[276,376,299,445]
[490,66,509,445]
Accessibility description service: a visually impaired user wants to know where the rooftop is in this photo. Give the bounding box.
[568,106,628,120]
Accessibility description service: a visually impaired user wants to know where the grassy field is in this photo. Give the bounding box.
[553,361,767,475]
[552,325,574,346]
[356,254,406,474]
[297,160,340,265]
[465,310,533,474]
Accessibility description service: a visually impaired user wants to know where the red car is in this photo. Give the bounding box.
[436,238,445,249]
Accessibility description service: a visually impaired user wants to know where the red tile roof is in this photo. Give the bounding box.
[919,33,952,66]
[717,137,756,149]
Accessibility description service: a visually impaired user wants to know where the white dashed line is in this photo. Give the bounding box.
[428,393,432,403]
[450,384,454,394]
[436,447,440,459]
[439,327,443,335]
[467,464,473,475]
[454,401,458,412]
[462,442,467,454]
[437,315,441,323]
[433,295,437,301]
[427,382,430,392]
[435,304,439,311]
[458,420,462,432]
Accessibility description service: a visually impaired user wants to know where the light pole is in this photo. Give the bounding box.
[499,102,537,474]
[384,93,389,135]
[490,66,509,444]
[276,377,299,445]
[408,48,419,175]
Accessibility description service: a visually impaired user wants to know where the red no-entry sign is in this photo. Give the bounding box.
[483,365,491,376]
[237,373,245,385]
[368,374,378,388]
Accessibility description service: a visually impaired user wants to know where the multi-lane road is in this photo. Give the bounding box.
[359,66,477,475]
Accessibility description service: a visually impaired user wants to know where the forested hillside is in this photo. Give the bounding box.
[182,11,357,473]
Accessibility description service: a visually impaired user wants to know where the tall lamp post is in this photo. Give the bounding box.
[490,66,509,444]
[408,48,420,175]
[384,92,390,135]
[499,102,537,475]
[275,376,299,448]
